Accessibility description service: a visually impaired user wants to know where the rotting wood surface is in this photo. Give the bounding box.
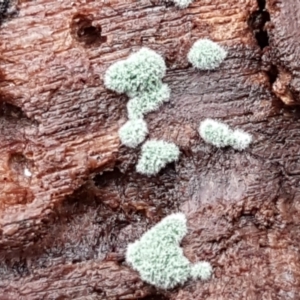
[0,0,300,299]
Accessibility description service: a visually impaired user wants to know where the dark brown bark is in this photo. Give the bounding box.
[264,0,300,105]
[0,261,153,300]
[0,0,299,299]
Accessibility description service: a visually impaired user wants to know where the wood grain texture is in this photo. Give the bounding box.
[0,261,152,299]
[265,0,300,105]
[1,0,300,299]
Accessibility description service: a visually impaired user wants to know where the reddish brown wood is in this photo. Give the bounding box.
[0,261,153,299]
[0,0,300,299]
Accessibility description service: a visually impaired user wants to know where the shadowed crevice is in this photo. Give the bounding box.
[248,0,270,49]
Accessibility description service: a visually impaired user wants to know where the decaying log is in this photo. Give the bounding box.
[265,0,300,105]
[0,0,300,299]
[0,260,153,299]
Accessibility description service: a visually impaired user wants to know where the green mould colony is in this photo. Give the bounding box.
[103,0,252,291]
